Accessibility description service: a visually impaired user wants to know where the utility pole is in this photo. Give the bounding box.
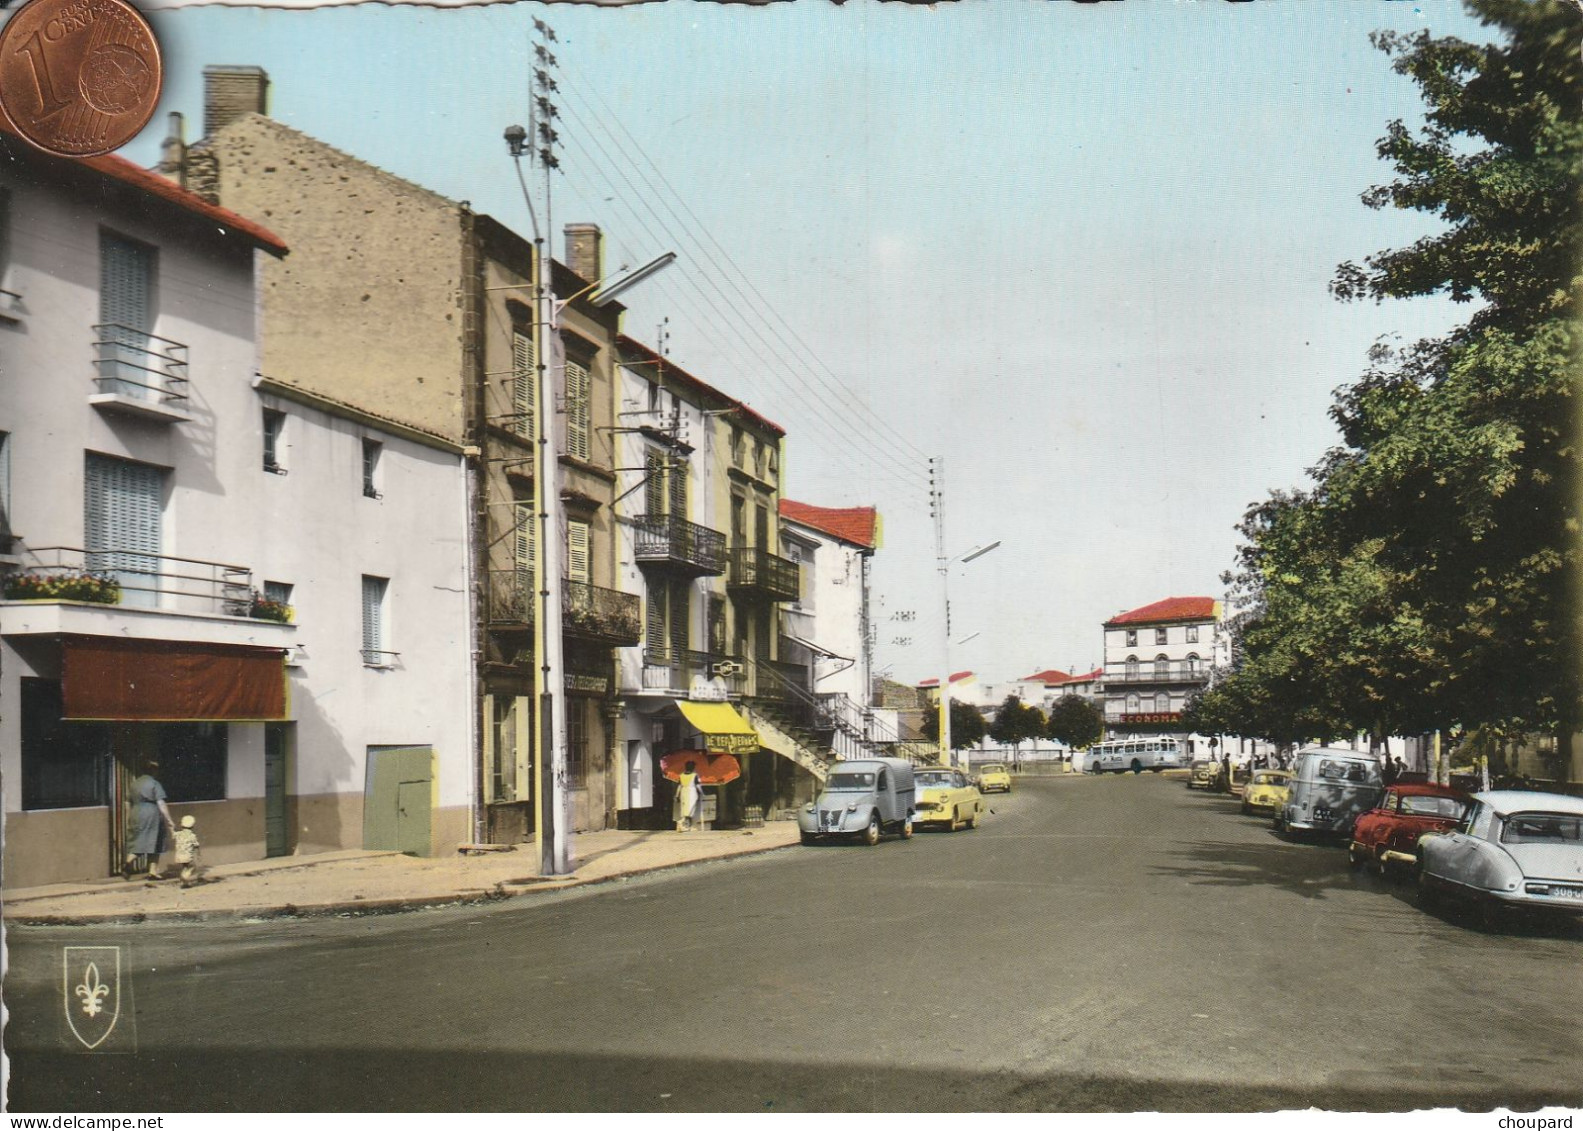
[932,456,953,766]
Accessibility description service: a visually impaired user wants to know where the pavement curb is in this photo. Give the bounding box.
[5,836,800,926]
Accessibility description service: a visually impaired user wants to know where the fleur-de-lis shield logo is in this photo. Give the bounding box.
[63,946,121,1050]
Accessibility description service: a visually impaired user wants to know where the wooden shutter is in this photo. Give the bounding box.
[512,330,537,439]
[361,575,386,658]
[567,520,590,584]
[646,577,667,657]
[565,358,591,461]
[514,503,536,573]
[669,578,690,655]
[644,449,666,516]
[99,233,153,397]
[668,455,688,519]
[84,453,162,605]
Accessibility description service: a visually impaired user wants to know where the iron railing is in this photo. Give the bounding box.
[4,546,256,618]
[563,578,642,645]
[487,569,535,627]
[92,323,189,408]
[727,547,799,601]
[1102,665,1210,686]
[633,514,727,575]
[639,646,747,697]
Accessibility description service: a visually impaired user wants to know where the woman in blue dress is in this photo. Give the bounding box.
[125,761,175,880]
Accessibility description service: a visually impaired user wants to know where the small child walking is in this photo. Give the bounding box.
[173,814,202,888]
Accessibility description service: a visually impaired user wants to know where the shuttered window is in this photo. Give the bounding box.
[361,575,388,665]
[0,430,11,538]
[644,449,665,516]
[567,520,590,584]
[99,232,154,398]
[646,577,667,659]
[512,330,537,439]
[84,452,163,607]
[565,358,591,461]
[668,578,689,656]
[668,455,687,519]
[707,593,727,656]
[514,503,536,574]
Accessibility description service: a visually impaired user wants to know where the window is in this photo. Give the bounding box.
[0,430,11,539]
[565,357,591,461]
[486,694,527,803]
[754,440,766,479]
[98,231,155,398]
[157,723,227,802]
[1125,693,1141,713]
[362,439,382,498]
[566,702,587,787]
[21,678,109,811]
[731,494,746,547]
[668,454,688,518]
[1125,629,1137,648]
[512,330,537,439]
[1154,655,1170,678]
[730,427,744,468]
[1186,653,1201,673]
[361,575,389,665]
[515,503,536,574]
[0,187,15,313]
[262,409,286,473]
[1125,655,1139,677]
[85,452,164,608]
[1186,625,1200,644]
[707,592,726,655]
[646,577,668,661]
[264,580,292,606]
[1155,627,1168,645]
[567,520,590,584]
[644,449,666,516]
[1154,692,1171,713]
[669,577,690,657]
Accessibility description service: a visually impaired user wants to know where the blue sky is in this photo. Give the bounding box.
[126,0,1493,687]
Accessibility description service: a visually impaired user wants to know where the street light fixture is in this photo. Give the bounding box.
[939,539,1001,769]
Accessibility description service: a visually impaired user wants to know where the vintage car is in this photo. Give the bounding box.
[1418,790,1583,920]
[799,757,915,846]
[1348,782,1472,875]
[1276,747,1385,836]
[911,766,985,831]
[1187,759,1220,790]
[1241,769,1292,816]
[976,763,1012,793]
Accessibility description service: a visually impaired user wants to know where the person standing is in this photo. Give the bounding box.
[674,760,702,832]
[173,815,202,888]
[124,761,175,880]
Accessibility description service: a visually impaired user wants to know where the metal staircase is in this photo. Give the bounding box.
[742,658,897,781]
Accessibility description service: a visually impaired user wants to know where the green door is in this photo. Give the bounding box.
[264,724,290,857]
[364,746,433,856]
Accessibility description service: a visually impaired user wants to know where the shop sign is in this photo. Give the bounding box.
[1121,712,1182,725]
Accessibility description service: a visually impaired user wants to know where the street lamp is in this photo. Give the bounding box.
[504,125,674,877]
[939,540,1001,768]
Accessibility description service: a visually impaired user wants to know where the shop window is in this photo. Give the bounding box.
[21,678,109,810]
[157,723,227,802]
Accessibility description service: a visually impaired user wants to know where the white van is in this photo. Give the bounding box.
[1277,747,1385,836]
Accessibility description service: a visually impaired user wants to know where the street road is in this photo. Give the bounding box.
[6,774,1581,1111]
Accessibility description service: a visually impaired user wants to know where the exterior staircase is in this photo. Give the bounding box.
[738,702,831,783]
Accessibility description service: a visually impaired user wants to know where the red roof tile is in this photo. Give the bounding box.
[917,671,974,688]
[3,126,287,257]
[1022,668,1103,685]
[779,500,879,549]
[1106,597,1220,627]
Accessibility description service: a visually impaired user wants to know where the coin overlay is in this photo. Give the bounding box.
[0,0,162,158]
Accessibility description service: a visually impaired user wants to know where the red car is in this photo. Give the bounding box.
[1349,782,1473,876]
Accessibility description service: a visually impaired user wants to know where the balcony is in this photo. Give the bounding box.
[727,547,799,602]
[487,569,535,629]
[488,572,642,646]
[633,514,727,576]
[640,647,747,698]
[89,324,191,423]
[1102,664,1210,686]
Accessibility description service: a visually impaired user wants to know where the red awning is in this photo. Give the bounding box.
[659,750,742,785]
[61,636,288,721]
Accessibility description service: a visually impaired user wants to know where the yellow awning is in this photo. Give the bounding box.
[677,700,759,754]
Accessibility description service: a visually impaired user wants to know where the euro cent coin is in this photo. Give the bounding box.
[0,0,162,158]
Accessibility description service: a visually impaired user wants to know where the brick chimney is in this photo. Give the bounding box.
[564,223,603,286]
[203,65,269,136]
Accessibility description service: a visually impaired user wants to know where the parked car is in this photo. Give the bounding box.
[1241,769,1292,817]
[1418,790,1583,920]
[976,763,1012,793]
[911,766,984,831]
[1275,747,1385,836]
[799,757,915,846]
[1348,782,1472,875]
[1187,759,1220,790]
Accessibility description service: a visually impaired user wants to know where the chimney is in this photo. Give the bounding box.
[203,65,269,136]
[155,112,186,186]
[564,223,602,286]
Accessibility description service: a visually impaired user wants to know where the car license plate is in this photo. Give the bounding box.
[1314,806,1333,822]
[1547,885,1583,900]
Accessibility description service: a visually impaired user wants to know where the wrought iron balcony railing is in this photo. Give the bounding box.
[633,514,727,576]
[92,323,190,411]
[727,546,799,602]
[3,546,259,619]
[1102,665,1210,686]
[563,578,642,646]
[487,569,536,628]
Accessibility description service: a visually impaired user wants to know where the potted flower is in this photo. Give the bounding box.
[248,591,294,623]
[2,570,122,604]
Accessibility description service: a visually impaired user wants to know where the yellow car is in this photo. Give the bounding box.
[1241,769,1292,816]
[976,763,1012,793]
[911,766,984,831]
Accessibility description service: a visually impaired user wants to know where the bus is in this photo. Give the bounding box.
[1084,737,1187,774]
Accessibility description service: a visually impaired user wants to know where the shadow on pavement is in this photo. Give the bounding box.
[8,1046,1580,1112]
[1148,836,1358,901]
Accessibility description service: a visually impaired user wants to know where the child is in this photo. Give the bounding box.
[173,814,202,888]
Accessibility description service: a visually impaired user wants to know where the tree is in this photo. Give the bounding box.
[920,699,987,752]
[989,695,1046,768]
[1046,694,1104,751]
[1206,1,1583,759]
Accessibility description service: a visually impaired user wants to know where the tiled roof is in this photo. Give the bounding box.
[3,126,287,256]
[1023,668,1103,685]
[779,500,879,549]
[917,671,974,688]
[617,334,785,438]
[1106,597,1221,627]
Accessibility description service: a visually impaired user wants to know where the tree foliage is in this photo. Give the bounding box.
[920,699,988,751]
[1046,694,1105,750]
[989,695,1046,748]
[1203,0,1583,746]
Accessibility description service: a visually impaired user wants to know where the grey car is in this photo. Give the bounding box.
[1276,747,1384,836]
[799,757,915,846]
[1418,790,1583,921]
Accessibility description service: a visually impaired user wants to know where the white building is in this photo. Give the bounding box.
[1100,596,1228,737]
[0,131,473,887]
[1022,668,1105,711]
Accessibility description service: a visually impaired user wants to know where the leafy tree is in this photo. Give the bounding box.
[1046,694,1104,750]
[920,699,987,752]
[1207,1,1583,762]
[989,695,1046,767]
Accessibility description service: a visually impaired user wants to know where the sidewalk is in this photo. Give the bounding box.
[1,822,803,925]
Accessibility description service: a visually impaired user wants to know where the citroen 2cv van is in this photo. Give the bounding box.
[1276,747,1385,837]
[799,757,916,846]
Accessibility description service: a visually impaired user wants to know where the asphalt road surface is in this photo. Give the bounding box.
[6,773,1581,1112]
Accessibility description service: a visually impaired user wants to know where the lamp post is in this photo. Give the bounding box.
[939,540,1000,768]
[505,126,673,876]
